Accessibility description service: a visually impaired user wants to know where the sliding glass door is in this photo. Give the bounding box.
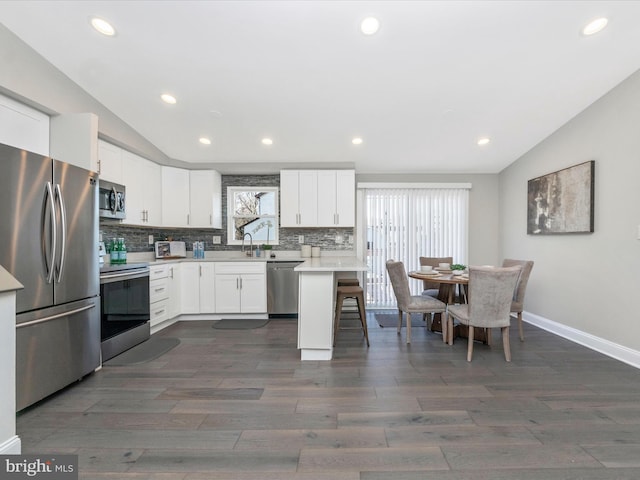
[361,186,469,308]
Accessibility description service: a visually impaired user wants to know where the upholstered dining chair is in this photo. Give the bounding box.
[419,256,453,297]
[447,265,521,362]
[502,259,534,341]
[386,260,447,344]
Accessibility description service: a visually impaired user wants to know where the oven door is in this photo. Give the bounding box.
[100,269,150,341]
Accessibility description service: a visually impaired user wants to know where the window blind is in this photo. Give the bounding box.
[363,187,469,307]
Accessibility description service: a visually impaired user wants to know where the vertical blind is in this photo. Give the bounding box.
[363,186,469,307]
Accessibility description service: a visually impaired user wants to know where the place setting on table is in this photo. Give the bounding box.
[408,262,469,283]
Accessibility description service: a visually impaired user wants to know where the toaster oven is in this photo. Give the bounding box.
[154,241,186,259]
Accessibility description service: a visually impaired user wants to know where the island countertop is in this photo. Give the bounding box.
[294,256,368,272]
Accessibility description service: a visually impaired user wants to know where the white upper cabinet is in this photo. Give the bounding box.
[162,167,222,228]
[50,113,98,171]
[122,150,162,226]
[97,141,222,228]
[189,170,222,228]
[334,169,355,227]
[97,140,123,184]
[0,94,49,156]
[161,166,190,227]
[280,170,319,227]
[281,170,355,227]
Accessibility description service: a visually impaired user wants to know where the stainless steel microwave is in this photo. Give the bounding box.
[98,179,126,219]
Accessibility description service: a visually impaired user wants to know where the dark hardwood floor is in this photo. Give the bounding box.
[16,312,640,479]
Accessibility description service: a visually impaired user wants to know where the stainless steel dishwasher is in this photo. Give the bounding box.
[267,261,303,316]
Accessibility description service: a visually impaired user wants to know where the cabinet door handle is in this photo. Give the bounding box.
[154,308,165,316]
[240,277,243,290]
[169,267,173,279]
[187,213,190,225]
[210,214,212,225]
[154,287,164,293]
[199,265,202,276]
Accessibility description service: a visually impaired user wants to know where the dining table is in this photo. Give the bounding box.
[407,269,489,344]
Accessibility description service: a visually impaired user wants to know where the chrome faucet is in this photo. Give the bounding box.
[242,232,253,257]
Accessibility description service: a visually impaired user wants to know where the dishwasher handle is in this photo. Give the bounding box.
[268,262,303,270]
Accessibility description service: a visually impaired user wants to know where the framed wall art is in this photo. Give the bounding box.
[527,160,594,234]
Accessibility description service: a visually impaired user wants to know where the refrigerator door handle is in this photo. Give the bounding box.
[44,181,57,284]
[54,183,67,282]
[16,303,96,329]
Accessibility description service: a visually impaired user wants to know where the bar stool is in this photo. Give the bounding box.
[337,278,360,287]
[333,285,370,347]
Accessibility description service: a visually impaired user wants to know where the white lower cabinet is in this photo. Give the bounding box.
[181,262,216,314]
[149,264,170,328]
[166,263,181,319]
[214,262,266,314]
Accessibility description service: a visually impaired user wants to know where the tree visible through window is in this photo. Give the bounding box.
[227,187,279,245]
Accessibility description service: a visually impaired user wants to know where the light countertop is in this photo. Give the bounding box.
[294,256,368,272]
[0,265,23,293]
[119,250,357,266]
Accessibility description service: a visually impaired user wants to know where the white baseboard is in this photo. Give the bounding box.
[0,435,21,454]
[523,311,640,369]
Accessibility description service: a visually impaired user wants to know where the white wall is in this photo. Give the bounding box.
[500,68,640,356]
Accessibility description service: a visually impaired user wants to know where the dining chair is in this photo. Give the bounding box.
[502,259,534,341]
[419,256,453,297]
[386,260,447,344]
[447,265,521,362]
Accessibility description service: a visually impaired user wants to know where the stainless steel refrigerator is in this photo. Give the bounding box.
[0,143,100,411]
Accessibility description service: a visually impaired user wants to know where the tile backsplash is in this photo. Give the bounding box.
[100,174,354,254]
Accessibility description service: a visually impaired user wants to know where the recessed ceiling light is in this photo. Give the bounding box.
[90,16,116,36]
[352,137,363,145]
[582,17,608,36]
[261,138,273,146]
[477,137,491,146]
[199,137,212,145]
[360,16,380,35]
[160,94,177,104]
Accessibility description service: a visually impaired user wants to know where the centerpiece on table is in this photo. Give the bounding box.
[451,264,467,275]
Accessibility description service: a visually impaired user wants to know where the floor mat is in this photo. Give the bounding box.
[104,337,180,366]
[375,313,429,328]
[212,319,270,329]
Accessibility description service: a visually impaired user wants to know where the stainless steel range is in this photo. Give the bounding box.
[99,263,150,361]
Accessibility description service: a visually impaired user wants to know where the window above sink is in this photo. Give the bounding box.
[227,186,279,246]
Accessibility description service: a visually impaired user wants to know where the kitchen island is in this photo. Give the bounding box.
[0,266,23,453]
[295,256,368,360]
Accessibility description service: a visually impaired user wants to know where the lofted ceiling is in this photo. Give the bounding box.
[2,0,640,174]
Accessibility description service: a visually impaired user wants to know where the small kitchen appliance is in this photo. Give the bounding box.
[98,179,126,219]
[154,240,187,259]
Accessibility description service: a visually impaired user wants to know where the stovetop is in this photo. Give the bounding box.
[99,262,149,274]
